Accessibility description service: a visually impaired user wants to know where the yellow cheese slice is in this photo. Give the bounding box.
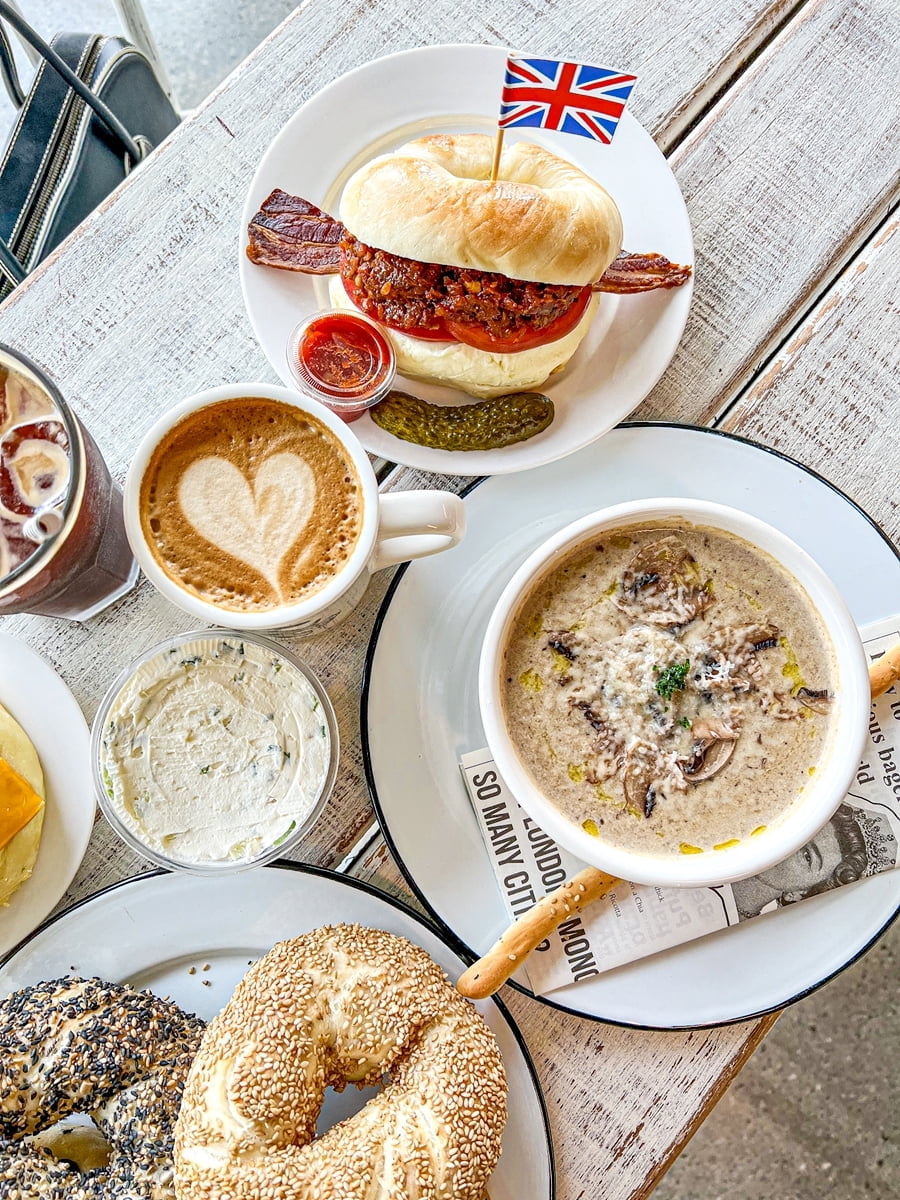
[0,758,43,850]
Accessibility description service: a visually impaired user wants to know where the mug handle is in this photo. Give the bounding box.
[370,491,466,572]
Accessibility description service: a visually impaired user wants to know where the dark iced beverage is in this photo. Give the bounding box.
[0,345,138,619]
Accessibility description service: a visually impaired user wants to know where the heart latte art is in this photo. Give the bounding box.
[178,453,317,601]
[139,398,364,612]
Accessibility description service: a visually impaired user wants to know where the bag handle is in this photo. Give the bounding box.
[0,235,26,286]
[0,2,145,164]
[0,18,24,107]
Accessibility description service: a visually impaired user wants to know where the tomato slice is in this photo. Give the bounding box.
[444,286,593,353]
[340,276,592,353]
[341,277,452,341]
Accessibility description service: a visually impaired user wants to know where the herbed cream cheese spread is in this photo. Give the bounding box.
[99,635,332,864]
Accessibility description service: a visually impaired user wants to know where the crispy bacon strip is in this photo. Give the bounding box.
[245,188,693,294]
[594,250,692,294]
[245,189,343,273]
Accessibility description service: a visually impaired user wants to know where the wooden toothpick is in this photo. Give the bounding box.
[489,126,505,183]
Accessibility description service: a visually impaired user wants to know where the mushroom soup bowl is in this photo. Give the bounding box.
[478,498,870,889]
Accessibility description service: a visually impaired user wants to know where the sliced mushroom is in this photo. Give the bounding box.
[769,692,804,720]
[546,632,577,662]
[570,700,622,758]
[796,686,833,715]
[748,625,781,653]
[615,536,714,629]
[623,742,659,817]
[678,718,741,782]
[703,623,780,665]
[692,716,742,741]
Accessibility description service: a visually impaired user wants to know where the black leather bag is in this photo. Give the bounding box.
[0,3,179,299]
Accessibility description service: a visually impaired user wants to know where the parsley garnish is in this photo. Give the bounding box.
[678,716,692,729]
[655,660,690,701]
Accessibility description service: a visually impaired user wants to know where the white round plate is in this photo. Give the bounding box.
[239,44,693,475]
[0,634,93,956]
[0,865,554,1199]
[362,423,900,1028]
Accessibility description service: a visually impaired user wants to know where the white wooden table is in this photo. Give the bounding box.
[0,1,898,1196]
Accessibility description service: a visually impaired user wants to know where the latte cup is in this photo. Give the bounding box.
[124,384,465,632]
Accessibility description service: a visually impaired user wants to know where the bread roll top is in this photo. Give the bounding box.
[339,134,622,285]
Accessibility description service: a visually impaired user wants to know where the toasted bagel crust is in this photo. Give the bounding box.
[339,133,622,285]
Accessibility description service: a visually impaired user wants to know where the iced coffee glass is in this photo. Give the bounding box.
[0,345,138,619]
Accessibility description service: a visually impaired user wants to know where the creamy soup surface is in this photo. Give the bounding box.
[501,521,839,857]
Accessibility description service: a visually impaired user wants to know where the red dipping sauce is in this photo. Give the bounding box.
[286,309,395,421]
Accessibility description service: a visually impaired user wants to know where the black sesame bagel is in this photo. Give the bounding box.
[0,976,203,1199]
[174,925,508,1200]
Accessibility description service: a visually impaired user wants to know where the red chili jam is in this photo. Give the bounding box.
[288,310,395,422]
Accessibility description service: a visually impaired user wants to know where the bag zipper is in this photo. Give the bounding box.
[12,35,106,271]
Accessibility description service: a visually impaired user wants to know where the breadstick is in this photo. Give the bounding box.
[869,641,900,699]
[456,867,619,999]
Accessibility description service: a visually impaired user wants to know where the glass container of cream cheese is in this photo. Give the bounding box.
[91,629,339,873]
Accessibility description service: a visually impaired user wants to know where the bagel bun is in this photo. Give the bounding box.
[340,133,622,285]
[329,273,599,398]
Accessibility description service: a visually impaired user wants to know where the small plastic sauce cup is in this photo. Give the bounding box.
[286,309,395,421]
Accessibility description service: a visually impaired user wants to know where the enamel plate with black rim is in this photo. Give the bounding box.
[362,423,900,1029]
[239,44,692,475]
[0,865,554,1200]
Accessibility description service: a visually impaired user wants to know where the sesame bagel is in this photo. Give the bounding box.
[340,133,622,285]
[174,924,508,1200]
[0,976,204,1199]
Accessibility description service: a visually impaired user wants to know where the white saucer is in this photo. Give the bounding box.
[0,634,94,956]
[0,865,554,1199]
[362,423,900,1028]
[238,44,693,475]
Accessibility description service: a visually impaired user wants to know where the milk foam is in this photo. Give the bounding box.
[140,398,363,612]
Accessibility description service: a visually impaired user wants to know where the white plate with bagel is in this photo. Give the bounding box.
[239,43,693,475]
[0,864,554,1199]
[0,634,94,956]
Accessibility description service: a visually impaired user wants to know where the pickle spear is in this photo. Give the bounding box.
[369,389,554,451]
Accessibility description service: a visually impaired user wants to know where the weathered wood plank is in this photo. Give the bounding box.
[720,218,900,542]
[349,839,779,1200]
[640,0,900,426]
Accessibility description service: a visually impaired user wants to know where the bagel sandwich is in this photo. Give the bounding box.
[330,133,624,398]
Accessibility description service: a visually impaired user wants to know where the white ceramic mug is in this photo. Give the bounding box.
[124,383,466,632]
[479,497,870,888]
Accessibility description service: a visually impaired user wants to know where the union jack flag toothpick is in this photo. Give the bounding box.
[499,55,638,144]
